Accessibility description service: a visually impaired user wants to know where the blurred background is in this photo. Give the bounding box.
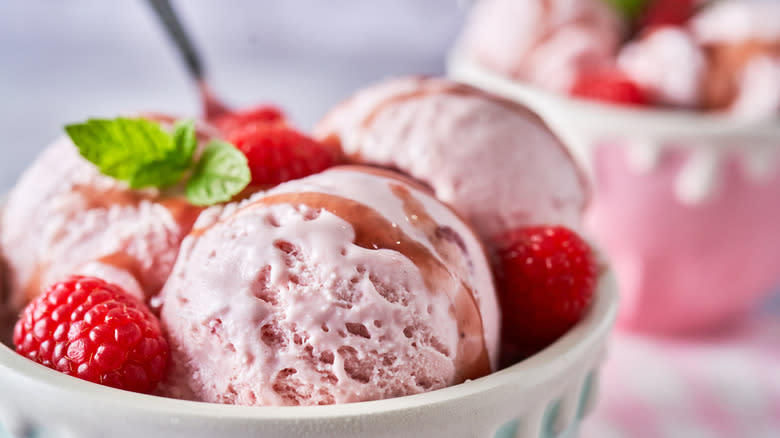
[1,1,779,437]
[0,0,465,190]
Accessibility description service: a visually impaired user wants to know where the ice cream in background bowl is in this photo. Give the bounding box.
[0,77,618,436]
[451,0,780,334]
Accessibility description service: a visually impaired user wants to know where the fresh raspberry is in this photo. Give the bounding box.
[13,276,169,394]
[213,105,286,135]
[493,226,598,363]
[640,0,697,32]
[228,124,338,187]
[570,69,648,106]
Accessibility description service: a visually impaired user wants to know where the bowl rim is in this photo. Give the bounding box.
[0,271,618,420]
[447,51,780,143]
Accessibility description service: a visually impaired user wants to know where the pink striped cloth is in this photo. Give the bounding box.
[580,316,780,438]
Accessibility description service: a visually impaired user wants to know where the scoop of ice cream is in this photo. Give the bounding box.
[690,0,780,112]
[315,77,589,248]
[729,54,780,118]
[0,135,203,311]
[158,166,499,406]
[618,27,707,108]
[458,0,622,93]
[691,0,780,45]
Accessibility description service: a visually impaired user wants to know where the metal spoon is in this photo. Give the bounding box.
[146,0,230,119]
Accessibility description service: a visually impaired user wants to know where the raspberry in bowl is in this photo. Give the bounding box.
[451,0,780,334]
[0,82,617,437]
[13,276,170,394]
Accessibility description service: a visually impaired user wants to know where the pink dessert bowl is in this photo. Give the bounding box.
[450,53,780,335]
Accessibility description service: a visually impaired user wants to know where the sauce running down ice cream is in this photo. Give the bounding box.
[159,167,500,406]
[316,76,589,248]
[1,136,204,311]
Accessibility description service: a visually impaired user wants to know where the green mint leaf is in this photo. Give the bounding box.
[65,117,175,181]
[185,140,251,206]
[603,0,647,20]
[64,117,200,189]
[171,118,197,167]
[129,160,188,189]
[65,116,250,206]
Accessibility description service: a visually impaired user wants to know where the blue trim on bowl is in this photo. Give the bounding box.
[0,421,38,438]
[492,370,594,438]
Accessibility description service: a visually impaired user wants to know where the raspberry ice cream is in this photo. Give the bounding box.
[618,28,707,108]
[315,77,589,248]
[159,166,500,406]
[0,136,203,311]
[458,0,780,115]
[458,0,622,93]
[691,0,780,47]
[691,0,780,115]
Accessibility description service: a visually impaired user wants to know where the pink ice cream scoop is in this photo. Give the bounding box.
[691,0,780,47]
[0,136,204,311]
[690,0,780,114]
[314,77,589,248]
[618,27,707,108]
[457,0,622,93]
[158,166,500,406]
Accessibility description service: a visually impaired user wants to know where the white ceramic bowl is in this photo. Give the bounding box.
[449,54,780,334]
[0,271,617,438]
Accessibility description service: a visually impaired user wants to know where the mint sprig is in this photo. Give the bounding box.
[171,118,198,168]
[186,141,251,206]
[602,0,648,21]
[65,117,250,206]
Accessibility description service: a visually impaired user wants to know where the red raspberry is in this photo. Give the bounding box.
[571,69,648,106]
[493,226,598,363]
[13,276,169,394]
[640,0,697,32]
[228,125,338,187]
[213,105,286,135]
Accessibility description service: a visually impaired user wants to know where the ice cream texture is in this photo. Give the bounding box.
[158,166,500,406]
[458,0,622,93]
[618,28,706,108]
[0,136,203,311]
[315,77,589,247]
[691,0,780,114]
[459,0,780,115]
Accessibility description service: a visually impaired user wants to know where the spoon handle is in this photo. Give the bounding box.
[146,0,203,80]
[146,0,230,118]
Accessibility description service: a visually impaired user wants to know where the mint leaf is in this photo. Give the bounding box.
[65,117,200,189]
[65,116,251,206]
[129,118,198,189]
[186,140,251,206]
[129,160,188,189]
[603,0,647,20]
[65,118,175,181]
[171,119,197,167]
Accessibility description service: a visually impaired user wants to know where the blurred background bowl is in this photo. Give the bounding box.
[450,54,780,334]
